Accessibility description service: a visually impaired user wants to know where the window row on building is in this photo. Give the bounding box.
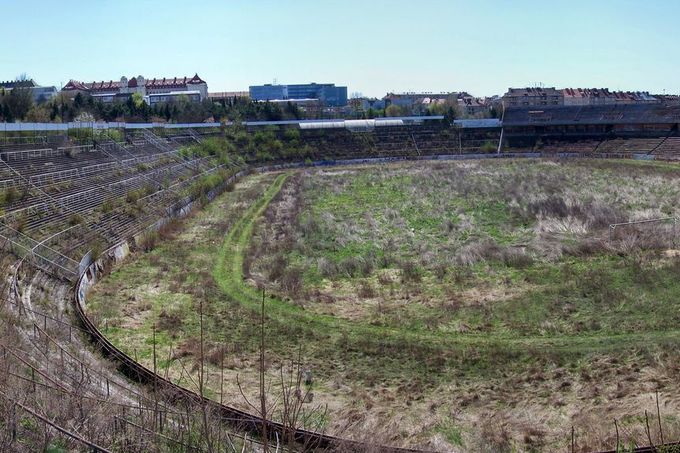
[249,83,348,107]
[61,74,208,104]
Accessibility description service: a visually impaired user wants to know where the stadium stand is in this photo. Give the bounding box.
[0,129,239,278]
[596,137,667,155]
[537,140,601,154]
[294,124,501,160]
[4,106,680,278]
[652,136,680,158]
[503,104,680,127]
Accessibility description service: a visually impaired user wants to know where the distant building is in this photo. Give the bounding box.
[250,84,287,101]
[384,92,455,110]
[350,97,386,112]
[655,94,680,105]
[31,86,59,103]
[382,92,491,117]
[457,93,491,116]
[147,91,202,106]
[61,74,208,103]
[0,79,57,103]
[563,88,658,106]
[208,91,250,101]
[249,83,348,106]
[504,86,661,108]
[0,79,35,91]
[502,87,563,108]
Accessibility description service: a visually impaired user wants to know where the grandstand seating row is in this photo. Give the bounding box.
[0,131,235,276]
[652,137,680,157]
[294,125,501,160]
[526,136,680,156]
[596,137,666,154]
[504,103,680,126]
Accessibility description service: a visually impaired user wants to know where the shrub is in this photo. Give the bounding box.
[15,214,26,233]
[299,216,319,236]
[400,260,422,283]
[562,238,607,257]
[89,240,105,261]
[377,271,393,286]
[480,141,497,153]
[338,256,361,278]
[338,255,373,278]
[283,128,300,141]
[126,185,155,204]
[526,196,572,219]
[500,248,534,268]
[442,218,456,233]
[584,202,625,229]
[317,257,338,278]
[281,265,304,294]
[101,198,115,214]
[138,231,158,252]
[126,189,141,204]
[66,213,82,227]
[268,255,287,282]
[357,280,376,298]
[455,239,500,266]
[158,218,182,240]
[157,309,183,332]
[2,186,18,205]
[433,262,448,281]
[190,170,228,199]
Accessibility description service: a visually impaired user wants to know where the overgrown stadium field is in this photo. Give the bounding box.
[87,158,680,452]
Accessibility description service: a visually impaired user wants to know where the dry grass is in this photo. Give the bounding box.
[88,160,680,451]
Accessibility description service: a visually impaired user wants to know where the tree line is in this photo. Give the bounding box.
[0,88,306,123]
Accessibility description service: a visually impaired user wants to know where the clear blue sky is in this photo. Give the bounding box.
[3,0,678,98]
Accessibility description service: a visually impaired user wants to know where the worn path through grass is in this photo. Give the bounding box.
[213,171,680,359]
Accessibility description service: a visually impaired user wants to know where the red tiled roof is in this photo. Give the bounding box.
[63,80,88,91]
[63,74,205,92]
[187,73,205,84]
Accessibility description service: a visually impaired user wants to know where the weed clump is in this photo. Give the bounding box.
[280,265,304,295]
[400,260,422,283]
[68,213,84,226]
[317,257,338,278]
[500,248,534,268]
[157,309,182,332]
[338,255,373,278]
[1,186,19,206]
[137,230,158,252]
[357,280,376,298]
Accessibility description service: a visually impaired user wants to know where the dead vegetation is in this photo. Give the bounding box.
[0,258,283,453]
[238,159,680,450]
[87,160,680,452]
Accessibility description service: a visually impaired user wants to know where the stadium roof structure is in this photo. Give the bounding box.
[453,118,501,128]
[503,104,680,127]
[245,116,446,130]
